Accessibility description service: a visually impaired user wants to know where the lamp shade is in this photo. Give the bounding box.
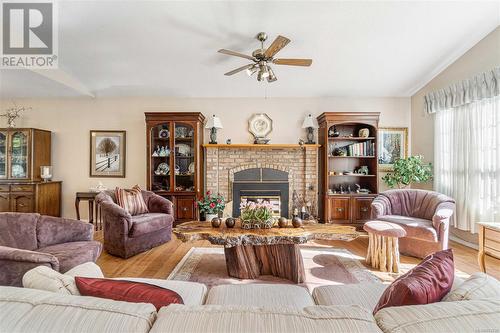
[205,115,223,129]
[302,114,318,128]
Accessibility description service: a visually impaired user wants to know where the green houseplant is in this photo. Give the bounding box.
[240,201,274,229]
[196,191,225,221]
[382,155,433,189]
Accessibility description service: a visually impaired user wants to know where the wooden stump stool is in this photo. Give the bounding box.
[364,221,406,273]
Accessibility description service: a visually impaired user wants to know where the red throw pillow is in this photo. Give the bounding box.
[75,277,183,310]
[373,249,454,314]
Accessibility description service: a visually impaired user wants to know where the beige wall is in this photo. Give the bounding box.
[411,27,500,243]
[0,97,410,219]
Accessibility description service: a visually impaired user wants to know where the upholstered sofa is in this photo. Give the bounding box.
[96,190,174,258]
[0,212,102,286]
[1,263,499,333]
[371,189,455,258]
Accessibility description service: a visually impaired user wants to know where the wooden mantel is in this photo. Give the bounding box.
[203,144,321,149]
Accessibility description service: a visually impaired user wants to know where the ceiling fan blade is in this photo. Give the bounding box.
[224,64,253,76]
[218,49,255,61]
[273,58,313,66]
[263,35,290,58]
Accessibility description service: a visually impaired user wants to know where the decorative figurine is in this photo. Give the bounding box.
[278,217,288,228]
[358,128,370,138]
[358,166,369,175]
[292,216,303,228]
[328,125,340,137]
[226,139,232,145]
[211,217,221,228]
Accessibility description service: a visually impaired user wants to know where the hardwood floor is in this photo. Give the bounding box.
[95,231,500,281]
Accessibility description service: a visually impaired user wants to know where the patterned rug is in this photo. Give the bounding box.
[167,246,381,291]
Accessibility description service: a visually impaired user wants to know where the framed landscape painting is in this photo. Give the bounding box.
[90,130,126,177]
[377,127,408,170]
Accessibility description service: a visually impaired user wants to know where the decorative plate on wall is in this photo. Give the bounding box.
[248,113,273,139]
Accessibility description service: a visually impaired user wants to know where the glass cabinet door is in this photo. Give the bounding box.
[9,131,29,179]
[150,123,171,192]
[0,132,6,179]
[173,123,195,192]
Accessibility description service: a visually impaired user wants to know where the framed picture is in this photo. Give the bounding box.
[90,130,126,177]
[378,127,408,170]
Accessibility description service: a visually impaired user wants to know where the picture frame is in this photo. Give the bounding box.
[377,127,408,171]
[90,130,126,177]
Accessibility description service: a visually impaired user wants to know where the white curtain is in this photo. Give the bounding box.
[434,95,500,233]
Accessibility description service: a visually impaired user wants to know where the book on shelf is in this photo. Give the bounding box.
[329,141,375,157]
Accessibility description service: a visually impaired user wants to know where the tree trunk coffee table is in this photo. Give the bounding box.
[173,221,359,283]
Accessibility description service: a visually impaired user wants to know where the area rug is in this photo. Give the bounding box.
[167,246,381,290]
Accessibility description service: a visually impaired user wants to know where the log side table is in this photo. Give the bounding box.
[173,221,359,283]
[364,221,406,273]
[478,222,500,273]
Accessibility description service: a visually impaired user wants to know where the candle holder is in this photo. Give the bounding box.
[40,166,52,182]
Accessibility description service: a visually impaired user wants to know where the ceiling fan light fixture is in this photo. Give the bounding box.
[246,65,258,76]
[267,66,277,82]
[259,64,269,79]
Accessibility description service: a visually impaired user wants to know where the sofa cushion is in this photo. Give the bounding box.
[37,215,93,248]
[75,277,184,311]
[38,240,102,273]
[115,185,149,216]
[375,299,500,333]
[373,249,454,314]
[22,265,80,295]
[313,282,388,311]
[0,286,156,333]
[65,261,105,278]
[115,278,207,306]
[0,212,39,250]
[377,215,437,242]
[443,273,500,302]
[151,304,382,333]
[206,284,315,308]
[129,213,174,238]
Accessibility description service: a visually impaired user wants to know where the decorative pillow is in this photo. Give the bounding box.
[115,185,149,216]
[23,266,80,295]
[443,272,500,301]
[75,277,184,310]
[373,249,454,314]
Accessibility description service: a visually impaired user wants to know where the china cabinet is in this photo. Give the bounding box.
[317,113,380,228]
[145,113,205,223]
[0,128,61,216]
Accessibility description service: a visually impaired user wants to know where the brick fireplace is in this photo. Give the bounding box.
[204,144,320,218]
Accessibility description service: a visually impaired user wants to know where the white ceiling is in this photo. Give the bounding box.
[1,0,499,98]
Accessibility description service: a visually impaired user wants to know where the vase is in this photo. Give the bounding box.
[206,214,218,222]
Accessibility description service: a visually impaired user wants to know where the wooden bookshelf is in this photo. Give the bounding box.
[317,112,380,228]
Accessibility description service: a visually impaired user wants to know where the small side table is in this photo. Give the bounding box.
[478,222,500,273]
[364,221,407,273]
[75,192,101,230]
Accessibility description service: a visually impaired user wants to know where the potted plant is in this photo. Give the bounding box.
[382,155,433,189]
[240,200,274,229]
[196,191,225,221]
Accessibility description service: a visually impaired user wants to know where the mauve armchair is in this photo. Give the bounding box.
[95,190,174,258]
[0,212,102,287]
[371,189,455,258]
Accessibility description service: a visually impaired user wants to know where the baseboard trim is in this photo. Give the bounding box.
[450,235,478,250]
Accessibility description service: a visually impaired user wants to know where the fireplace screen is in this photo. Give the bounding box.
[232,167,289,218]
[240,195,281,217]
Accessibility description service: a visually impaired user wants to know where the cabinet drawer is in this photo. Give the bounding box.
[328,197,350,221]
[10,194,34,213]
[0,185,9,192]
[176,197,195,220]
[10,184,34,192]
[353,197,373,221]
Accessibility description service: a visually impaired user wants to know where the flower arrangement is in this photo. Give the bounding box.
[240,200,274,229]
[196,191,225,215]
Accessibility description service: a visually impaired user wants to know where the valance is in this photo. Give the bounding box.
[424,67,499,114]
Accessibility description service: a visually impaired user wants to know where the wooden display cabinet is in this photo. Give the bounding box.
[317,113,380,228]
[0,128,61,216]
[145,112,205,223]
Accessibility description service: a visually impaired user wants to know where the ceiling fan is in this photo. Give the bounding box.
[218,32,312,83]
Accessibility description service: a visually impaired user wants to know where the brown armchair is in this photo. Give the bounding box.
[96,190,174,258]
[371,189,455,258]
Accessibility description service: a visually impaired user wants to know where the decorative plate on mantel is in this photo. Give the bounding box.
[248,113,273,139]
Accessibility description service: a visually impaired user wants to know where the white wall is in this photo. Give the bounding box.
[0,97,410,219]
[411,27,500,243]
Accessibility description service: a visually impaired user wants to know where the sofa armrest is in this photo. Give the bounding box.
[371,195,392,219]
[432,201,454,244]
[0,245,59,270]
[37,216,94,248]
[143,191,174,215]
[99,201,132,234]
